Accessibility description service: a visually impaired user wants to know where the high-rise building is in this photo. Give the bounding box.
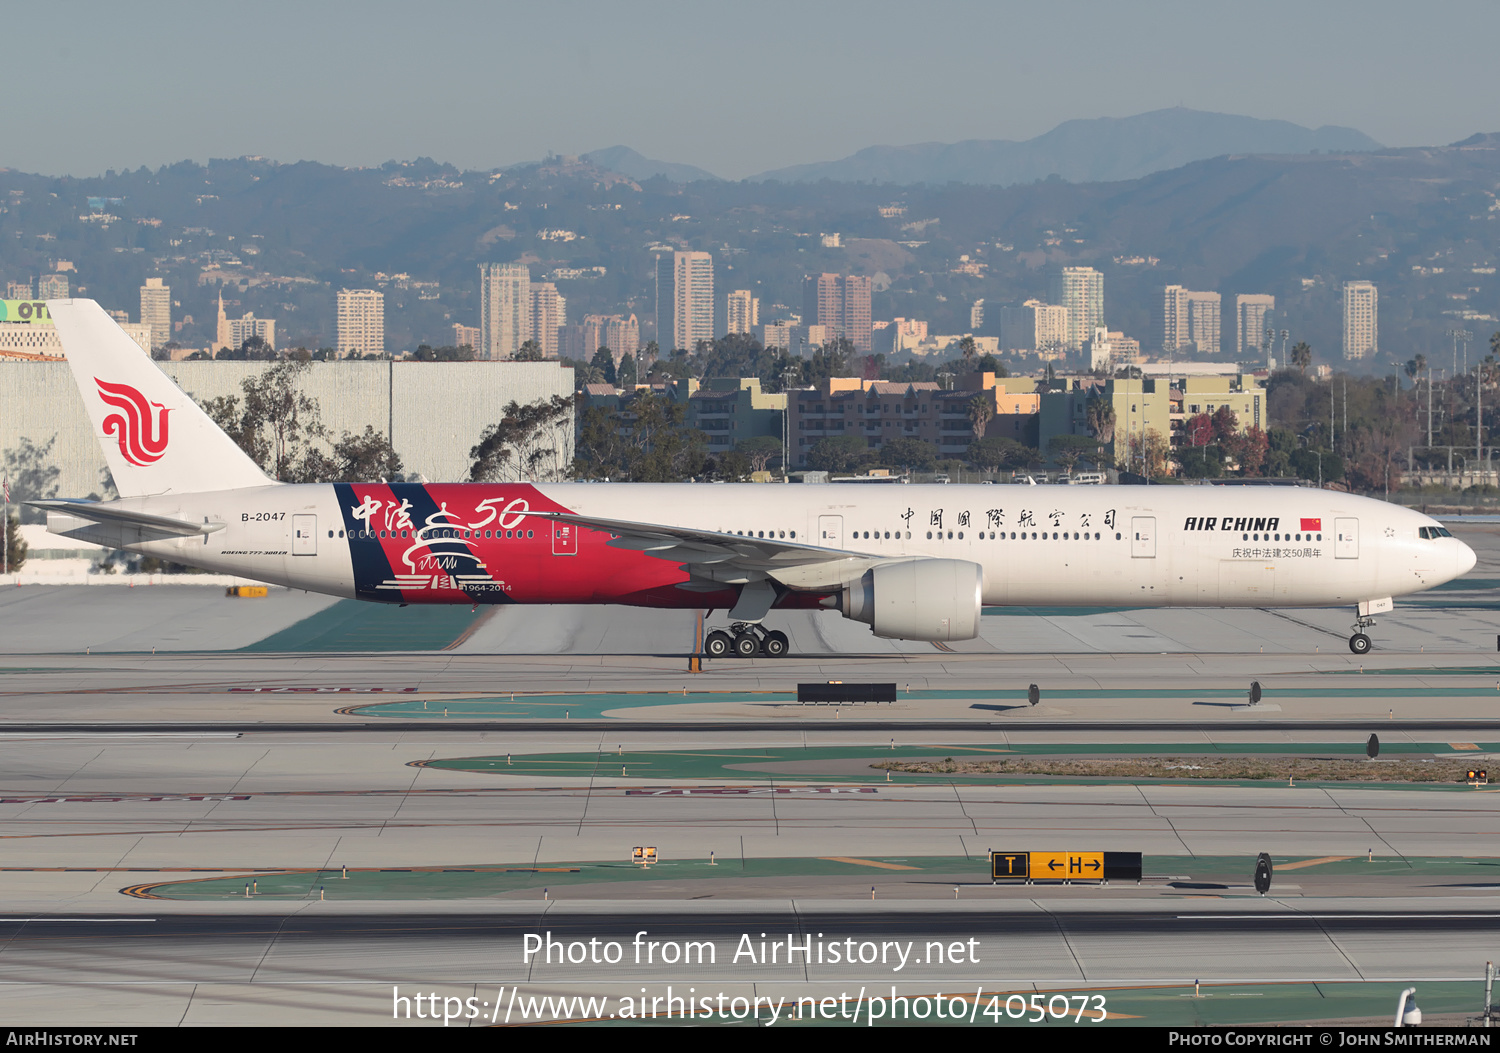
[759,320,796,351]
[606,314,639,364]
[6,280,32,300]
[529,281,565,358]
[215,292,275,353]
[1108,331,1142,367]
[575,314,640,366]
[970,299,985,330]
[672,251,714,351]
[138,278,171,351]
[336,289,384,358]
[842,274,872,354]
[452,324,481,352]
[1187,292,1220,356]
[1235,294,1276,359]
[1163,286,1221,355]
[1343,281,1378,360]
[998,299,1069,356]
[1050,266,1103,354]
[804,273,842,336]
[1163,285,1189,353]
[38,273,70,301]
[726,290,759,335]
[802,273,873,353]
[478,262,531,359]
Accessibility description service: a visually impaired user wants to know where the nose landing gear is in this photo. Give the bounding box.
[1349,614,1376,655]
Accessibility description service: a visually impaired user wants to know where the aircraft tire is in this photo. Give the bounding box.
[763,631,790,657]
[704,631,733,658]
[1349,633,1372,655]
[733,632,762,658]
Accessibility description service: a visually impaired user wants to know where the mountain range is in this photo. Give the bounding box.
[578,108,1383,187]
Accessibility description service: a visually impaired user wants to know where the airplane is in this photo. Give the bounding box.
[31,299,1476,658]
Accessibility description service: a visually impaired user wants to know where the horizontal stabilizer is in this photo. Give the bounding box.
[29,499,225,538]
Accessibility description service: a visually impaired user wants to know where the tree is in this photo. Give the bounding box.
[736,435,783,473]
[958,335,977,370]
[703,448,752,481]
[410,344,476,362]
[195,362,406,484]
[968,436,1040,472]
[616,351,638,389]
[238,360,326,481]
[469,394,574,483]
[4,512,25,572]
[1290,341,1313,375]
[1085,395,1116,463]
[968,394,995,442]
[1229,426,1270,476]
[217,335,277,361]
[1123,428,1171,477]
[322,426,403,482]
[571,392,705,481]
[805,435,870,474]
[1405,354,1425,392]
[1048,433,1100,471]
[513,339,544,362]
[2,435,62,523]
[975,353,1007,376]
[1177,412,1224,477]
[590,346,617,385]
[626,392,705,481]
[878,437,939,473]
[804,340,853,384]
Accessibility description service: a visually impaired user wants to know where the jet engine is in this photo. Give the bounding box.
[836,558,984,641]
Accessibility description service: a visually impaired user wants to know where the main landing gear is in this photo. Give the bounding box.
[703,622,790,658]
[1349,614,1375,655]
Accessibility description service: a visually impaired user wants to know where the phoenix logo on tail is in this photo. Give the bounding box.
[95,378,171,466]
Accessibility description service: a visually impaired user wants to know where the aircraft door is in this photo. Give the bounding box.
[292,514,317,556]
[1335,518,1359,559]
[818,515,844,548]
[1131,516,1156,558]
[552,521,578,555]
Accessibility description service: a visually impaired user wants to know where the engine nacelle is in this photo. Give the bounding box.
[838,558,984,641]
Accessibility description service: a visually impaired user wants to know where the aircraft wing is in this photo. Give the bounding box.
[521,509,875,589]
[29,499,226,538]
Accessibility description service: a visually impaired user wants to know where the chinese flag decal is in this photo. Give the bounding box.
[1300,518,1322,532]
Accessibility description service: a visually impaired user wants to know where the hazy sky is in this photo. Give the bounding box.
[10,0,1498,179]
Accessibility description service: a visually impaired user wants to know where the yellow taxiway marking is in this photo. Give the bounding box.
[918,745,1017,754]
[1451,743,1480,750]
[819,857,921,870]
[1277,855,1356,871]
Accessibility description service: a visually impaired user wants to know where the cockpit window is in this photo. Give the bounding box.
[1419,526,1455,539]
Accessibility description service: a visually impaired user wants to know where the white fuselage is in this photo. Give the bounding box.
[53,482,1476,613]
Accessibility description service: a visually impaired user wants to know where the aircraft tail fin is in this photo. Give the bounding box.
[47,299,272,497]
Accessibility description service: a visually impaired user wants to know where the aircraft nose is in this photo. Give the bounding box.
[1455,539,1477,580]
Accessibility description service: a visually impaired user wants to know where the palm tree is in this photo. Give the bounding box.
[1085,394,1117,464]
[958,335,977,371]
[1290,341,1313,375]
[1405,354,1427,403]
[968,394,994,442]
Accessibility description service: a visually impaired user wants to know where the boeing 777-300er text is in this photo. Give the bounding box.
[32,299,1476,657]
